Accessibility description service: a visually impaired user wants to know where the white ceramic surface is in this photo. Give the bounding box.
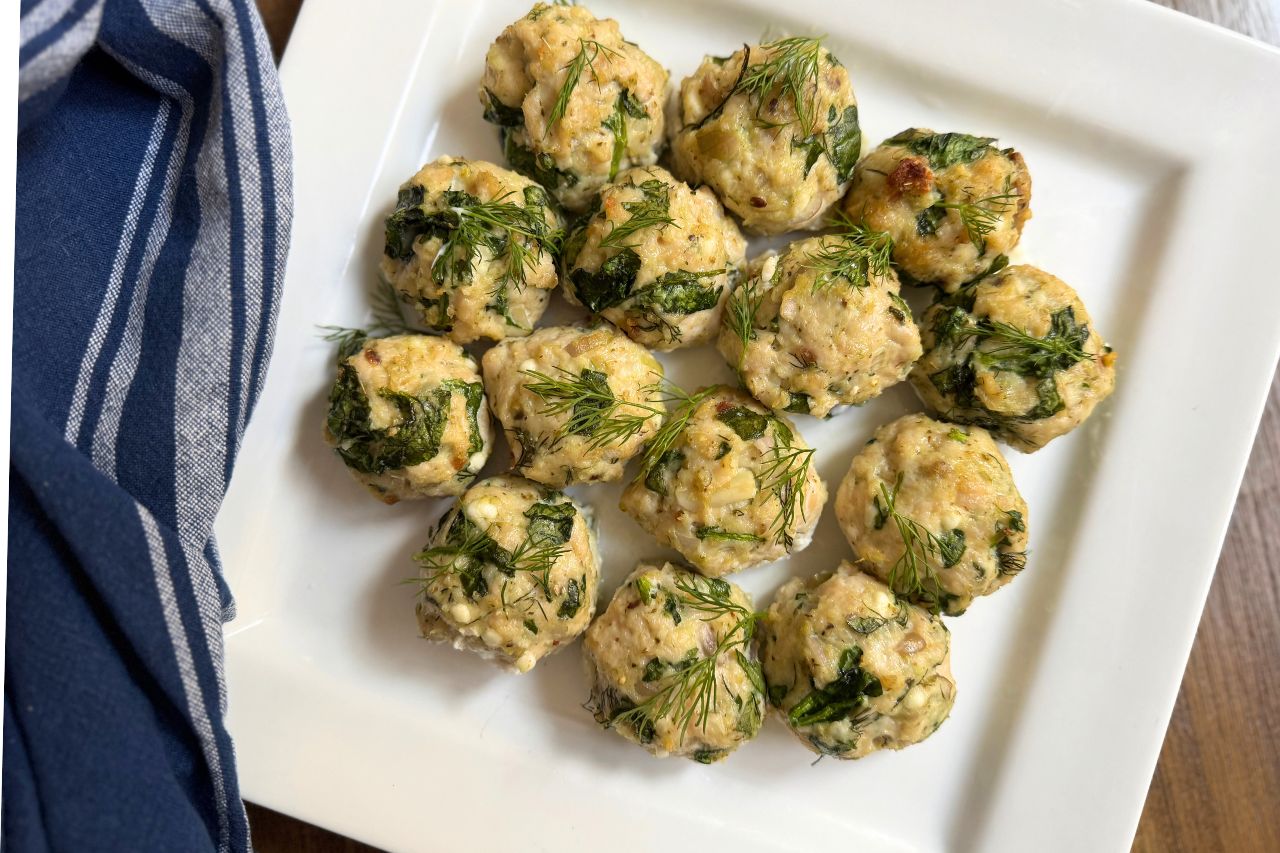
[216,1,1280,850]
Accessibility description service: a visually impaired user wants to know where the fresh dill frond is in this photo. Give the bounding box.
[735,35,825,134]
[804,214,894,290]
[723,272,765,369]
[319,278,420,359]
[432,190,562,290]
[938,179,1019,250]
[611,574,761,745]
[547,38,620,134]
[599,178,677,249]
[636,383,720,484]
[520,367,665,449]
[873,473,964,611]
[756,417,817,548]
[963,306,1092,378]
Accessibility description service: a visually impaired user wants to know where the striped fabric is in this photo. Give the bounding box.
[9,0,291,850]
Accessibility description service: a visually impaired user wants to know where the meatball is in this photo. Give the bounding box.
[563,165,747,350]
[842,129,1031,292]
[379,156,563,344]
[583,561,765,762]
[323,334,492,503]
[910,263,1117,452]
[482,324,664,487]
[619,386,827,577]
[760,563,955,759]
[414,475,599,673]
[717,234,922,418]
[480,3,668,211]
[835,414,1029,616]
[670,37,861,234]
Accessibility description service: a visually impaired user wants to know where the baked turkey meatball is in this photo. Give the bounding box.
[619,386,826,577]
[717,233,921,418]
[671,37,861,234]
[482,324,664,487]
[379,156,563,343]
[835,413,1029,616]
[563,165,746,350]
[415,475,598,673]
[761,563,955,759]
[583,561,765,762]
[910,263,1117,452]
[481,3,668,211]
[324,334,492,503]
[842,129,1031,292]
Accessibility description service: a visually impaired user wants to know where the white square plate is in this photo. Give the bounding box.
[217,1,1280,850]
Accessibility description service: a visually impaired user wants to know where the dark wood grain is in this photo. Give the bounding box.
[245,1,1280,851]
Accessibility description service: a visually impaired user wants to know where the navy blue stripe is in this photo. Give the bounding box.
[19,0,99,67]
[72,84,182,452]
[235,2,283,432]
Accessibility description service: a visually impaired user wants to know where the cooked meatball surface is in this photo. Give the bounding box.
[835,413,1028,616]
[761,563,955,759]
[415,475,598,673]
[717,234,921,418]
[323,334,492,503]
[583,561,765,762]
[619,386,827,577]
[842,129,1031,292]
[563,165,746,350]
[671,37,861,234]
[910,263,1117,452]
[482,324,664,487]
[481,3,668,211]
[379,156,563,343]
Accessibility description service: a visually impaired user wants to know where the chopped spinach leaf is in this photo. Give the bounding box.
[481,88,524,127]
[788,646,883,727]
[715,405,769,440]
[569,247,640,312]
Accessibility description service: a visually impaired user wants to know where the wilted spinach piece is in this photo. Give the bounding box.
[783,392,811,414]
[632,270,723,315]
[439,379,485,455]
[384,184,433,259]
[644,448,684,496]
[916,204,946,237]
[887,129,996,169]
[569,247,641,312]
[825,104,862,182]
[524,499,577,546]
[788,646,883,727]
[327,365,452,475]
[569,369,613,436]
[482,88,524,127]
[503,131,578,190]
[692,749,728,764]
[557,576,584,619]
[715,405,769,440]
[663,592,682,624]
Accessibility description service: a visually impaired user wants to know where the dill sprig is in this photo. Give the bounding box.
[722,270,765,370]
[547,38,620,134]
[757,417,817,548]
[612,574,761,745]
[636,384,721,483]
[432,190,561,289]
[520,367,666,449]
[963,307,1092,377]
[735,35,826,134]
[415,513,568,603]
[599,178,677,249]
[873,473,961,610]
[939,180,1019,250]
[804,214,894,291]
[319,277,420,360]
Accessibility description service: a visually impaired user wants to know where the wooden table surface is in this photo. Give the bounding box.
[245,1,1280,850]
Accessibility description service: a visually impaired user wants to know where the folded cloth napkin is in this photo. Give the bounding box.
[9,1,291,850]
